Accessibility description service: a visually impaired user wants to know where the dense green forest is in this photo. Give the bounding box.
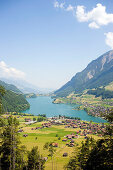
[87,88,113,99]
[1,90,30,112]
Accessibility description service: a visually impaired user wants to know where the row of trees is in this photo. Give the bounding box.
[87,88,113,99]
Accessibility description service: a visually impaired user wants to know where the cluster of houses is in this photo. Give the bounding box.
[19,116,108,141]
[62,133,79,147]
[64,119,106,136]
[86,105,112,117]
[74,99,113,117]
[38,119,106,137]
[44,118,107,137]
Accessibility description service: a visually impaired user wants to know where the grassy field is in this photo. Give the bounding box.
[6,115,101,170]
[1,114,103,169]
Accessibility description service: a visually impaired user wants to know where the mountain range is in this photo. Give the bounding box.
[55,50,113,97]
[0,78,55,94]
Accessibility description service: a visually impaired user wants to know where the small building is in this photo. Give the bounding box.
[62,139,67,142]
[18,129,23,132]
[52,143,58,147]
[23,134,28,137]
[70,139,74,143]
[43,157,48,161]
[25,118,32,122]
[63,153,68,157]
[66,135,72,139]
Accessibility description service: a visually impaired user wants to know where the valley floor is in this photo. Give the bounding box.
[3,113,108,170]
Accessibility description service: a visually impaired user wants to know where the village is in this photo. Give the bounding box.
[19,116,108,149]
[53,93,113,118]
[2,112,111,170]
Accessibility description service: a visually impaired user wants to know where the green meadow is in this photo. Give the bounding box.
[9,115,101,170]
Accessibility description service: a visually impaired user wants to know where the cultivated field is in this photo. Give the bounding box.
[10,115,102,170]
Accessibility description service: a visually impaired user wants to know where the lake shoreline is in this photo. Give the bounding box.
[22,96,107,123]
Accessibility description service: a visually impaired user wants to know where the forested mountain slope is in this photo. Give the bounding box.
[0,80,22,94]
[1,90,30,112]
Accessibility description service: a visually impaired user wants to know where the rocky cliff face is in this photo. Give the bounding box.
[55,50,113,97]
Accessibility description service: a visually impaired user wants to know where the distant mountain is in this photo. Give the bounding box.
[55,50,113,97]
[0,78,41,94]
[0,80,22,94]
[0,78,55,94]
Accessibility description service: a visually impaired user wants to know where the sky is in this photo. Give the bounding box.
[0,0,113,90]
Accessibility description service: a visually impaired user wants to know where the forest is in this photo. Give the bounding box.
[87,88,113,99]
[0,86,30,113]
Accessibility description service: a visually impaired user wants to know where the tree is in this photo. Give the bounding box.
[106,110,113,123]
[0,86,6,115]
[27,146,45,170]
[66,120,113,170]
[66,137,96,170]
[0,116,26,170]
[84,139,113,170]
[33,118,36,121]
[43,142,56,170]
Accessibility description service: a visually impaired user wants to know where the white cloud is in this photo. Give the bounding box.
[89,22,99,29]
[76,3,113,29]
[0,61,26,79]
[105,32,113,49]
[54,1,65,9]
[54,1,59,8]
[54,1,76,15]
[66,5,75,12]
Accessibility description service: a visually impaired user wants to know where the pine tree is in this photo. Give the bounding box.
[43,142,56,170]
[27,146,45,170]
[0,116,26,170]
[0,86,5,115]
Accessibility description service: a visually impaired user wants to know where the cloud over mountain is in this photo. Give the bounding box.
[0,61,26,79]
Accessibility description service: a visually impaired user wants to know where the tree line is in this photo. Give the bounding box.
[87,88,113,99]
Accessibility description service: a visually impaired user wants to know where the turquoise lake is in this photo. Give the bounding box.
[22,96,107,123]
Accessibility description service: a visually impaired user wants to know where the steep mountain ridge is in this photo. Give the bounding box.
[55,50,113,97]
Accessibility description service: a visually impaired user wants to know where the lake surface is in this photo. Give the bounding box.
[22,96,107,123]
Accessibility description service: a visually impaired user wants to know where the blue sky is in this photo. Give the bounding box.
[0,0,113,89]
